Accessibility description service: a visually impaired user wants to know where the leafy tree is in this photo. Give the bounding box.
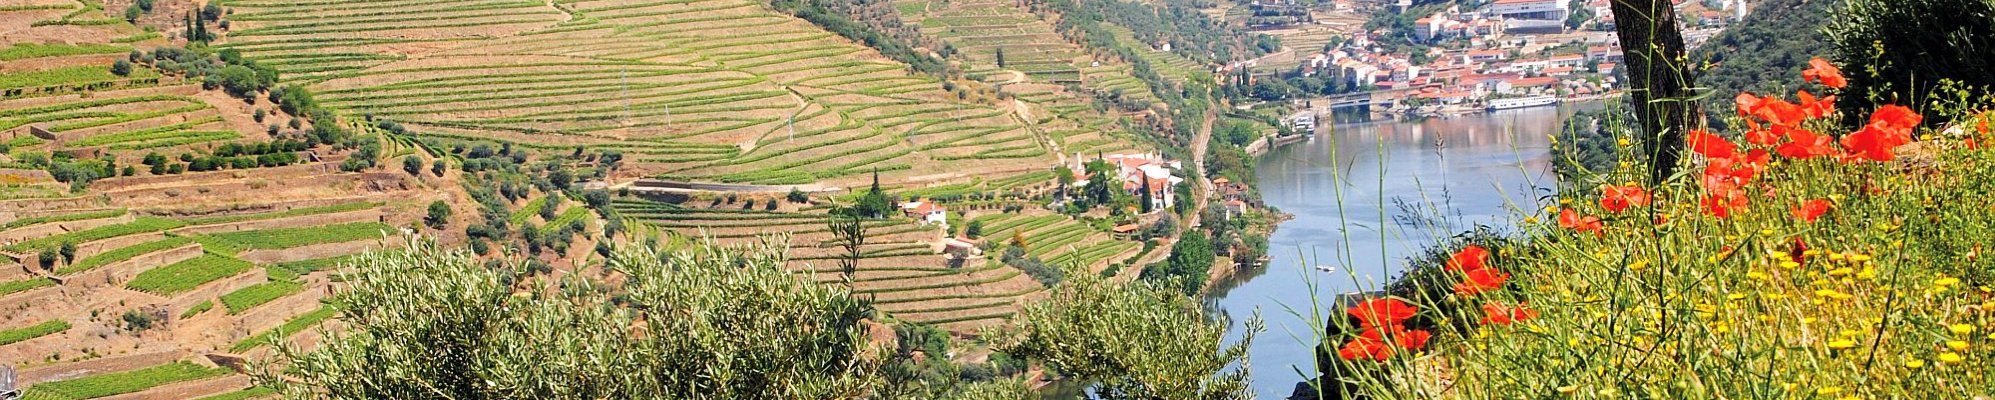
[1084,167,1115,206]
[425,201,451,229]
[829,215,868,287]
[851,170,893,218]
[111,59,133,76]
[964,220,984,239]
[254,239,890,398]
[1828,0,1995,127]
[1053,165,1075,199]
[37,248,58,269]
[1142,230,1213,296]
[995,268,1258,399]
[787,188,809,203]
[402,156,422,176]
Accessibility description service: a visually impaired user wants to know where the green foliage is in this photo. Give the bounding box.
[426,200,452,229]
[221,280,305,314]
[231,304,336,352]
[192,387,279,400]
[256,239,890,398]
[203,222,394,250]
[180,202,379,225]
[0,320,69,346]
[20,362,229,400]
[1000,246,1063,287]
[1142,230,1213,296]
[769,0,949,76]
[3,216,184,253]
[995,268,1257,399]
[1828,0,1995,127]
[1691,0,1835,128]
[57,237,193,275]
[125,253,255,295]
[180,300,213,319]
[1550,107,1642,182]
[0,43,128,61]
[0,277,55,296]
[0,209,125,231]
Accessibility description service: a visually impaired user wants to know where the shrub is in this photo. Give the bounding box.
[254,239,894,398]
[1828,0,1995,126]
[426,201,451,229]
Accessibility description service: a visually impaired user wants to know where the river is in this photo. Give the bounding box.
[1208,102,1601,399]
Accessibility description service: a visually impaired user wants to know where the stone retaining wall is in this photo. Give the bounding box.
[172,208,386,235]
[0,213,133,244]
[64,243,203,290]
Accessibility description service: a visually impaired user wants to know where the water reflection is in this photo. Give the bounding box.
[1208,103,1600,399]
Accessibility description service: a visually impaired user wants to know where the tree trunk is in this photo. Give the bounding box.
[1608,0,1701,184]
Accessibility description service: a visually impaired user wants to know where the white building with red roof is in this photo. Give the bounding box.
[901,200,948,227]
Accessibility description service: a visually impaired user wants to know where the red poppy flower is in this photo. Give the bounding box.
[1557,208,1603,235]
[1788,237,1809,267]
[1797,90,1837,120]
[1868,105,1923,132]
[1454,267,1510,296]
[1791,199,1831,223]
[1754,98,1807,127]
[1347,298,1417,329]
[1735,92,1763,119]
[1686,130,1738,159]
[1840,122,1909,162]
[1338,336,1393,361]
[1774,128,1838,159]
[1480,303,1540,325]
[1744,128,1781,146]
[1360,326,1433,350]
[1701,192,1749,218]
[1445,245,1490,272]
[1599,184,1651,213]
[1802,57,1847,89]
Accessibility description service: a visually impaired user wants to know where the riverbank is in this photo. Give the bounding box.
[1208,102,1594,397]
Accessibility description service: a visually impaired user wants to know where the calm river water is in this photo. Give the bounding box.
[1209,102,1601,398]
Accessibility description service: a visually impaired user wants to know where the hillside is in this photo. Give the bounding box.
[0,0,1224,397]
[1691,0,1835,127]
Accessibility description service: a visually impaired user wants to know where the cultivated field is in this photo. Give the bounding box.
[215,0,1091,186]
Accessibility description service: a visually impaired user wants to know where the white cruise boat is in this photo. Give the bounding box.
[1486,95,1559,111]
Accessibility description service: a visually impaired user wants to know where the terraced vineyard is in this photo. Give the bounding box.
[215,0,1083,185]
[0,201,414,398]
[613,197,1045,331]
[898,0,1157,107]
[0,0,1176,394]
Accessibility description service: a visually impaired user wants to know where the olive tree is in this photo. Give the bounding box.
[995,268,1261,400]
[255,238,889,399]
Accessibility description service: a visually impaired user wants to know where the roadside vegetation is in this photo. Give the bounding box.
[1303,47,1995,400]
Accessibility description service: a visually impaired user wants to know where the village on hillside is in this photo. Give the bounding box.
[1215,0,1750,119]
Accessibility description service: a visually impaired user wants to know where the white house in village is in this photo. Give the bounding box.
[1070,153,1186,213]
[901,200,948,227]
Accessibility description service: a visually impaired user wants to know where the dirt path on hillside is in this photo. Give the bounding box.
[1118,106,1218,283]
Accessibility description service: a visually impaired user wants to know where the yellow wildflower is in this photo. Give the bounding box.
[1827,339,1857,350]
[1947,340,1970,351]
[1939,352,1965,364]
[1949,324,1976,335]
